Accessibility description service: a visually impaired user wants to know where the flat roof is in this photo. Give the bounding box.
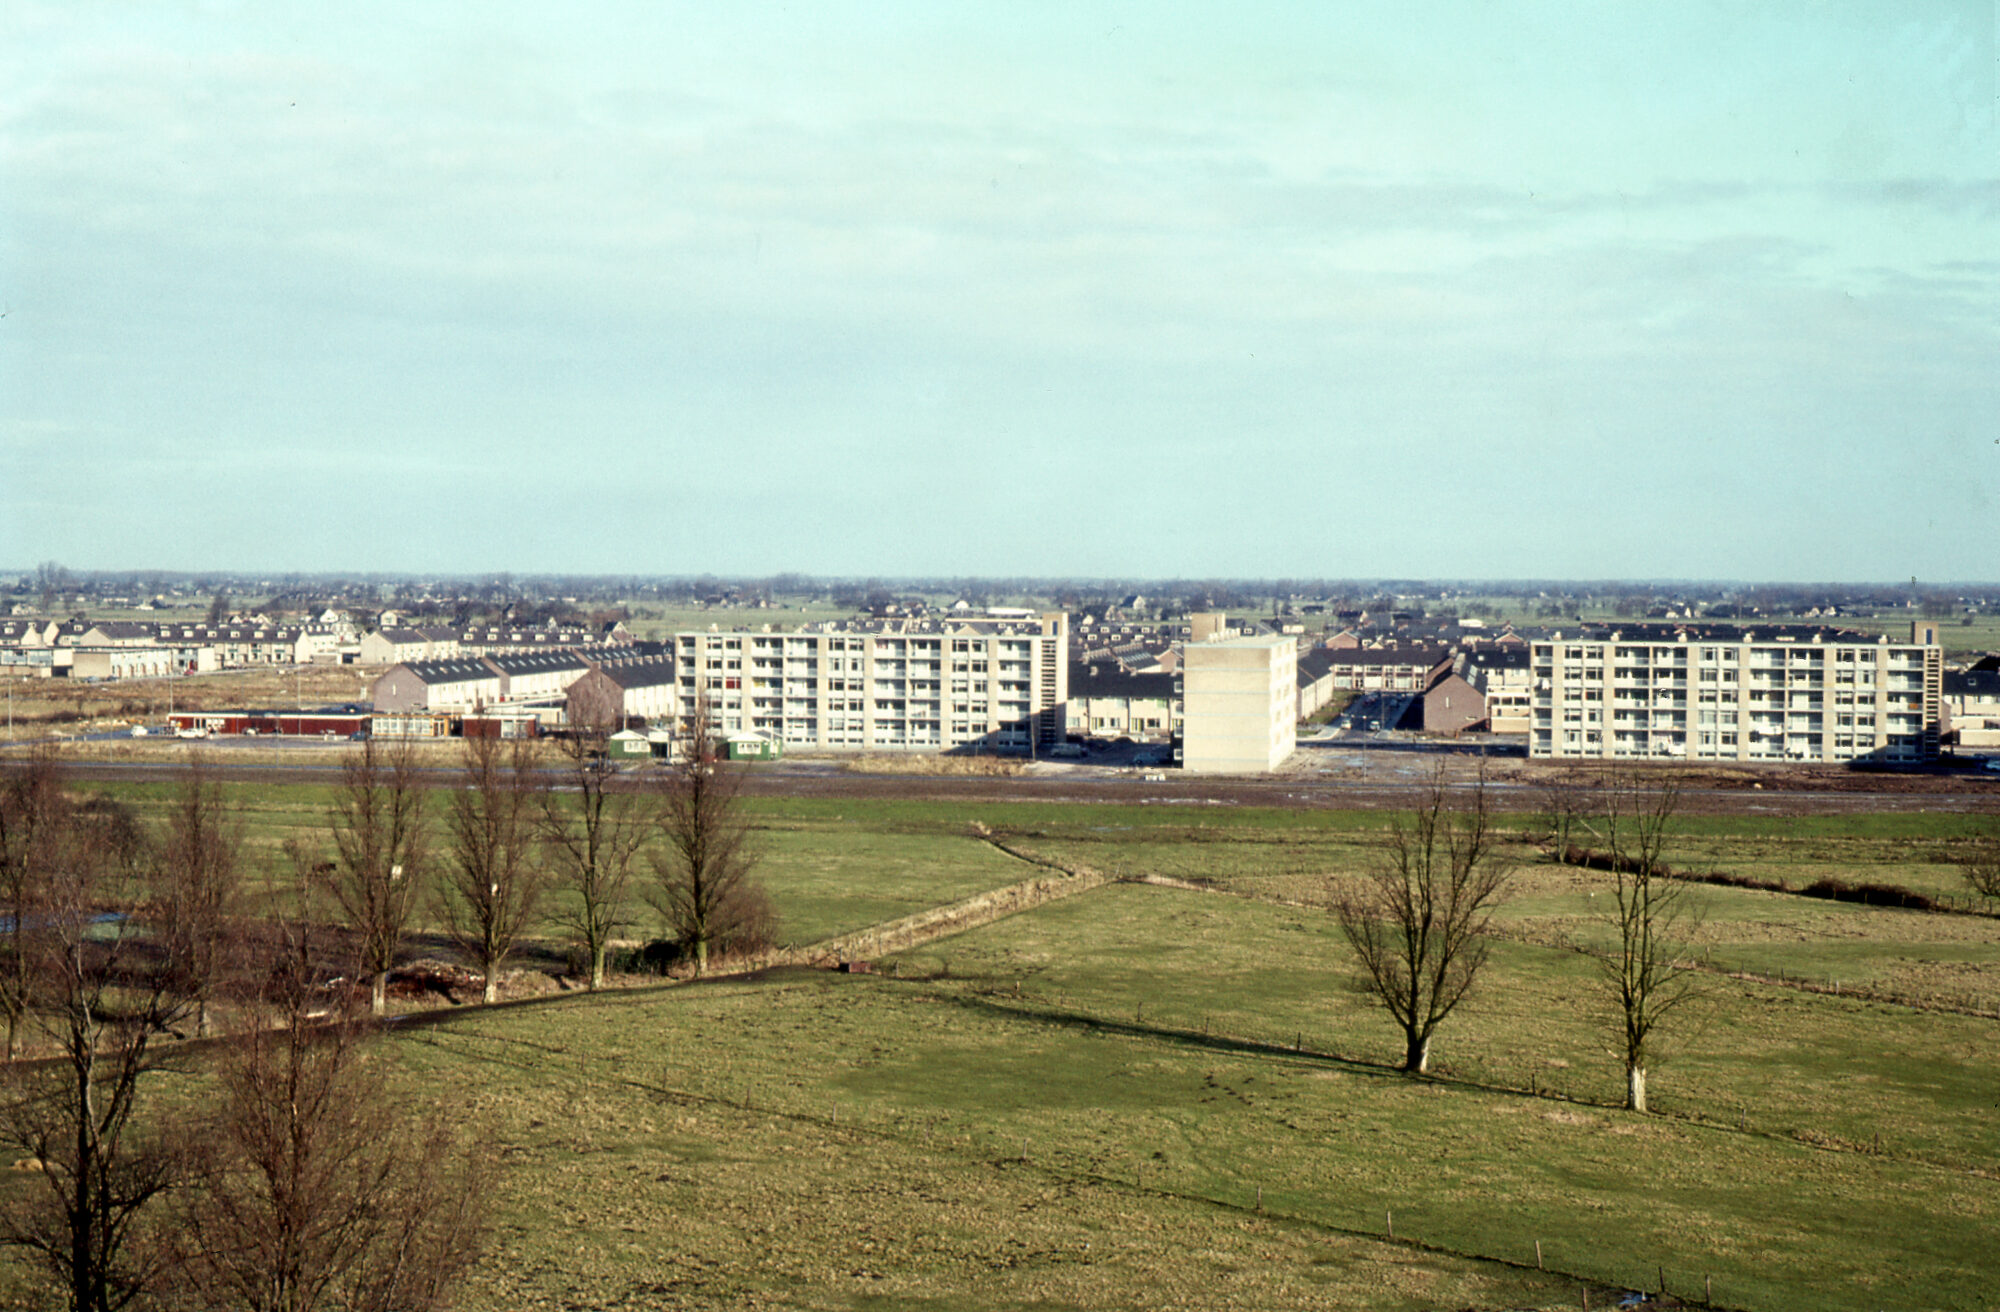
[1188,633,1295,649]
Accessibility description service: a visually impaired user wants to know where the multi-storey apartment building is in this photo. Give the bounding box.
[675,614,1068,753]
[1530,624,1943,763]
[1178,634,1298,774]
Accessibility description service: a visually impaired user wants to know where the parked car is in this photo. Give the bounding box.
[1131,749,1168,767]
[1048,742,1088,759]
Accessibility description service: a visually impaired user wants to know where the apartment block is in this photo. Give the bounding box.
[674,614,1068,753]
[1530,624,1942,764]
[1179,634,1298,774]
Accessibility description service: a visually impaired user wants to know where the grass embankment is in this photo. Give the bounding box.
[3,784,1994,1309]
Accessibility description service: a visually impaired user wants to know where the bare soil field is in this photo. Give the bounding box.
[0,665,385,741]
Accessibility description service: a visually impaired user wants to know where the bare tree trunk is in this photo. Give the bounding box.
[0,753,197,1312]
[319,739,429,1024]
[1335,763,1511,1077]
[651,695,768,975]
[169,912,496,1312]
[154,756,242,1043]
[540,721,645,993]
[1405,1032,1431,1075]
[1590,769,1704,1116]
[439,736,543,1009]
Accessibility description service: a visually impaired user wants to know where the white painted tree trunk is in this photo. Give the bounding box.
[1627,1063,1648,1114]
[1405,1032,1431,1074]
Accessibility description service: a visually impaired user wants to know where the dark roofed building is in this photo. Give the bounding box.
[1320,645,1454,691]
[1945,668,2000,747]
[1067,659,1177,741]
[568,656,678,728]
[371,658,502,713]
[485,650,593,703]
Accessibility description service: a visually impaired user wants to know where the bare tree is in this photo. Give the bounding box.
[438,734,544,1003]
[171,905,492,1312]
[1958,817,2000,901]
[540,716,649,989]
[649,701,768,975]
[0,755,214,1312]
[317,738,429,1016]
[1334,766,1511,1074]
[0,752,64,1059]
[1534,766,1594,863]
[151,756,242,1036]
[1588,770,1705,1114]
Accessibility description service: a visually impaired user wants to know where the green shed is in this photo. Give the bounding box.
[723,732,782,762]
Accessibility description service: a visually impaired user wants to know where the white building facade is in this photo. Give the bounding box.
[1178,634,1298,774]
[675,615,1068,752]
[1531,627,1942,764]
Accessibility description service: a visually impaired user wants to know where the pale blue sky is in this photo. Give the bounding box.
[4,2,1994,580]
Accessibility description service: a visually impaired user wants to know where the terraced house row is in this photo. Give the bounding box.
[1530,622,1944,763]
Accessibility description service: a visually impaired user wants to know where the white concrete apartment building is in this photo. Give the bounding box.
[1178,634,1298,774]
[675,614,1069,752]
[1530,625,1943,764]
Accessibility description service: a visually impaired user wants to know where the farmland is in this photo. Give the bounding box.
[1,775,1997,1310]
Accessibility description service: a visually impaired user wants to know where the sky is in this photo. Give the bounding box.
[3,2,1995,582]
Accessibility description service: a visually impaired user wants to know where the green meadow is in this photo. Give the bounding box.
[7,779,1997,1310]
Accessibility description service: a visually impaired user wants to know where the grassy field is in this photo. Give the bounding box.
[0,781,1995,1309]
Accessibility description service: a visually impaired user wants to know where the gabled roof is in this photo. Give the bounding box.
[1321,645,1453,668]
[1296,648,1339,684]
[1944,669,2000,699]
[591,658,677,691]
[401,658,499,685]
[1067,659,1175,700]
[1463,647,1531,671]
[88,621,157,640]
[486,650,590,676]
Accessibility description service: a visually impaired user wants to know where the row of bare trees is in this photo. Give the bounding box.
[1334,766,1704,1114]
[0,751,491,1312]
[0,701,769,1311]
[310,705,768,1018]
